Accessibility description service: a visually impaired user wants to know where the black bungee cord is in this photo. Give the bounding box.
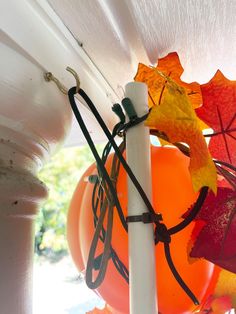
[68,86,209,305]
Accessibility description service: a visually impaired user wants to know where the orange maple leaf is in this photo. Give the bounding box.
[134,52,202,109]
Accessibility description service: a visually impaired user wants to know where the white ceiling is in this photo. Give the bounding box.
[49,0,236,89]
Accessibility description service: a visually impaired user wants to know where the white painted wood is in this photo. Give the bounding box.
[125,82,157,314]
[0,0,119,147]
[0,1,104,312]
[0,39,71,159]
[48,0,149,96]
[0,25,59,314]
[0,149,47,314]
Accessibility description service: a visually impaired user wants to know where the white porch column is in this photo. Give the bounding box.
[0,149,47,314]
[0,1,119,313]
[0,41,72,314]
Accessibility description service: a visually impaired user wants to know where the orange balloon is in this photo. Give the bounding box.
[67,162,96,271]
[67,146,214,313]
[200,265,221,305]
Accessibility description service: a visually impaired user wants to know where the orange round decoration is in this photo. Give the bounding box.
[67,162,96,271]
[67,146,215,314]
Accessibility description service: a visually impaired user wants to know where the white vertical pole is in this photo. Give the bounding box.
[125,82,158,314]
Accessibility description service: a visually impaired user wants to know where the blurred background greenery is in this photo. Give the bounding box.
[35,144,103,260]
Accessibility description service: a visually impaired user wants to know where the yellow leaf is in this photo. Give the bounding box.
[215,269,236,309]
[145,74,217,193]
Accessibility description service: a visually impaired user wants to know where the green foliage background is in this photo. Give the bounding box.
[36,144,103,259]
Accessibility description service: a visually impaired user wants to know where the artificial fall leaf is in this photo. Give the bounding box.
[196,295,232,314]
[196,70,236,165]
[187,220,206,264]
[190,188,236,273]
[134,52,202,109]
[211,295,233,314]
[215,269,236,308]
[145,74,217,193]
[86,305,112,314]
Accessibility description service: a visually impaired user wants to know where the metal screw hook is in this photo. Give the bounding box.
[44,72,67,95]
[66,67,80,93]
[44,67,80,95]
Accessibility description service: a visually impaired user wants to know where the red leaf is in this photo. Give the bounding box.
[196,70,236,165]
[191,188,236,273]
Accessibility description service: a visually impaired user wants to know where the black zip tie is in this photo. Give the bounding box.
[117,112,149,135]
[126,212,162,224]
